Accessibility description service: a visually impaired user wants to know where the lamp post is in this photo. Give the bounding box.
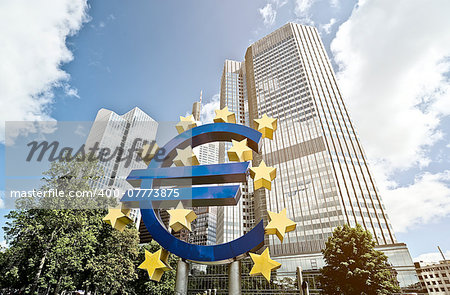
[175,259,189,295]
[228,260,242,295]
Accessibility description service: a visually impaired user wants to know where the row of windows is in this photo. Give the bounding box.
[420,266,450,273]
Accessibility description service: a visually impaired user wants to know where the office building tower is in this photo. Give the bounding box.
[191,141,218,246]
[216,60,255,245]
[190,97,219,246]
[192,90,202,122]
[217,23,418,288]
[85,107,158,223]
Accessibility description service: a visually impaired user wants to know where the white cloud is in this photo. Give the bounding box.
[0,240,7,249]
[332,0,450,171]
[200,94,220,124]
[330,0,339,7]
[259,3,277,26]
[382,171,450,232]
[295,0,314,14]
[272,0,288,8]
[0,191,4,209]
[331,0,450,232]
[0,0,90,143]
[63,84,80,98]
[258,0,289,27]
[414,250,450,263]
[74,124,87,137]
[293,0,315,26]
[320,18,336,34]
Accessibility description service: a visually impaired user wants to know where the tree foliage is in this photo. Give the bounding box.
[319,224,401,295]
[0,158,141,294]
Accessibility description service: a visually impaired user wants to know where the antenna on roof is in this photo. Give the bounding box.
[200,90,203,103]
[438,246,446,261]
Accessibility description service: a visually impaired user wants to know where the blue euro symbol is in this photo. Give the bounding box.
[121,123,264,264]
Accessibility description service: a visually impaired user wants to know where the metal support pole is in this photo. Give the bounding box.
[228,260,242,295]
[302,281,309,295]
[175,259,189,295]
[296,267,304,295]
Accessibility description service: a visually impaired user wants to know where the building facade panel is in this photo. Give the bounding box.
[415,259,450,294]
[244,23,397,254]
[216,22,418,288]
[217,60,255,244]
[85,107,158,223]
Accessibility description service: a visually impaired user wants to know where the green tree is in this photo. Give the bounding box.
[1,157,140,294]
[84,225,139,294]
[0,240,29,291]
[319,224,401,295]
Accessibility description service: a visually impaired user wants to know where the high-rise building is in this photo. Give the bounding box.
[216,60,255,245]
[217,23,418,289]
[192,90,202,122]
[190,141,218,246]
[191,96,218,246]
[85,107,158,223]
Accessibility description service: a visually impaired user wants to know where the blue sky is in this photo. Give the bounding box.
[1,0,450,261]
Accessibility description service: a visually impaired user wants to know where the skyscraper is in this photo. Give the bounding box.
[191,96,218,246]
[192,90,202,122]
[85,107,158,223]
[190,141,218,246]
[218,23,418,288]
[217,60,255,244]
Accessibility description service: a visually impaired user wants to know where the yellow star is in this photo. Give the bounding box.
[249,160,276,190]
[167,202,197,232]
[265,208,297,242]
[254,114,277,139]
[175,115,197,134]
[227,139,253,162]
[103,204,133,232]
[249,248,281,282]
[173,146,199,167]
[138,143,159,165]
[213,106,236,123]
[138,249,172,282]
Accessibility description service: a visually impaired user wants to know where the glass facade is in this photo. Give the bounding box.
[245,23,395,253]
[191,142,219,246]
[85,107,158,223]
[215,23,418,288]
[217,60,255,244]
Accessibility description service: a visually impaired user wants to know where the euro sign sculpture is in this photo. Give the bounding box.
[121,122,265,264]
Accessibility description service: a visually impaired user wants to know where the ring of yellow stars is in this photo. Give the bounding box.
[175,115,197,134]
[167,202,197,232]
[227,138,253,162]
[213,106,236,123]
[254,113,277,140]
[103,204,133,232]
[249,160,276,190]
[173,146,199,167]
[138,249,172,282]
[265,208,297,242]
[249,248,281,282]
[138,143,159,165]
